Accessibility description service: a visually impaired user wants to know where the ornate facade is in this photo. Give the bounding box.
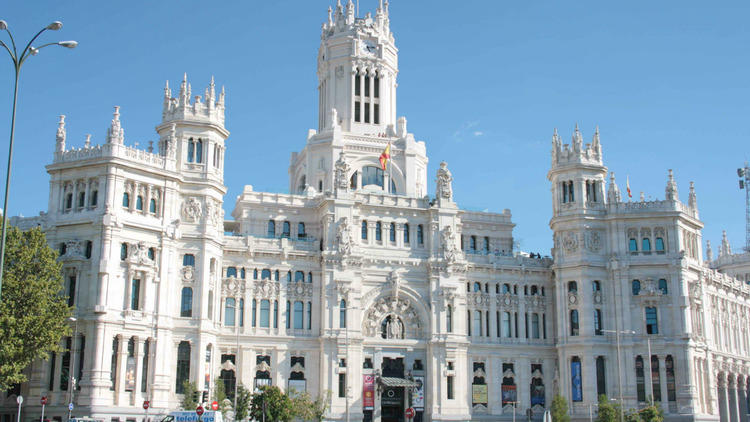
[2,2,749,422]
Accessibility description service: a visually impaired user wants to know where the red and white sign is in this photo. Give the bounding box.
[196,405,204,416]
[41,396,48,405]
[211,401,219,411]
[405,408,415,419]
[362,375,375,410]
[142,400,150,410]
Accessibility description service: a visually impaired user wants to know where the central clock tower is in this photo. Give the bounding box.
[317,0,398,134]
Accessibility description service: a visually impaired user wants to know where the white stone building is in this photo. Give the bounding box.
[2,2,749,422]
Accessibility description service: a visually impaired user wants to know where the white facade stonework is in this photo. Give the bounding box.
[2,3,750,422]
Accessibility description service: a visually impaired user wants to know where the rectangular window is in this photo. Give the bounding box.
[417,225,424,245]
[645,307,658,334]
[374,77,379,98]
[655,237,665,253]
[130,279,141,310]
[629,238,638,253]
[364,76,370,97]
[67,276,76,307]
[374,104,379,124]
[596,356,606,397]
[260,299,270,328]
[355,74,361,96]
[294,301,304,330]
[338,373,346,398]
[60,337,71,390]
[354,102,361,123]
[364,102,370,123]
[447,375,454,399]
[531,313,540,339]
[503,312,511,338]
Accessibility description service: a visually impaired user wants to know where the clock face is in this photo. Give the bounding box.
[360,40,377,55]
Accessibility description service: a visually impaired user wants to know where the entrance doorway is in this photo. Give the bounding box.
[381,386,404,422]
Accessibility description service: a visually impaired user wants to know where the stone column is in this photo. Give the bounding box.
[730,376,740,422]
[659,356,669,413]
[719,374,730,422]
[368,73,375,124]
[737,377,748,422]
[134,338,144,403]
[115,335,127,406]
[359,70,365,123]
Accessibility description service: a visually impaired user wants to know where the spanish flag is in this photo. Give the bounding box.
[379,143,391,170]
[626,176,632,198]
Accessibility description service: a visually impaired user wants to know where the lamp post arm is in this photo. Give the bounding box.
[2,28,18,59]
[18,27,48,64]
[0,40,16,63]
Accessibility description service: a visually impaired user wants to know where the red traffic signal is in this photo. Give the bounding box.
[196,405,205,416]
[143,400,150,410]
[41,396,48,405]
[211,401,219,411]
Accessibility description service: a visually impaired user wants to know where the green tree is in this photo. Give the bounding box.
[292,390,330,421]
[637,404,663,422]
[181,381,199,410]
[235,383,252,421]
[551,394,570,422]
[0,227,72,390]
[596,395,620,422]
[250,386,295,422]
[213,378,231,417]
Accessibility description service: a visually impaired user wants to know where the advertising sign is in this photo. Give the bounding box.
[571,360,583,402]
[501,385,517,405]
[412,376,424,410]
[472,384,488,405]
[363,375,375,410]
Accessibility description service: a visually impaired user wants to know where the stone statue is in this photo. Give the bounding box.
[436,161,453,200]
[386,315,403,339]
[442,225,459,262]
[330,107,339,129]
[334,152,350,190]
[388,269,401,300]
[335,217,354,255]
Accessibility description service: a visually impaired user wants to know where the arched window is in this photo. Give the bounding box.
[635,356,646,402]
[293,301,304,329]
[261,269,271,280]
[254,269,258,279]
[226,267,237,278]
[473,282,482,292]
[340,299,347,328]
[225,298,236,327]
[308,272,313,283]
[594,309,602,335]
[187,138,195,163]
[298,222,306,238]
[629,238,638,252]
[570,356,582,401]
[375,222,382,241]
[642,238,651,252]
[282,221,291,238]
[651,355,661,402]
[655,237,665,253]
[149,198,157,213]
[592,280,601,292]
[531,285,539,296]
[122,192,130,208]
[183,254,195,267]
[658,279,668,295]
[502,283,510,294]
[350,171,358,189]
[568,281,578,293]
[240,268,246,279]
[195,139,203,163]
[136,196,144,211]
[404,223,410,243]
[306,301,312,329]
[389,222,396,242]
[483,236,490,252]
[446,305,453,333]
[570,310,579,336]
[180,287,193,317]
[632,280,641,295]
[502,311,511,337]
[361,166,384,189]
[274,270,280,281]
[473,310,482,336]
[286,271,292,282]
[361,220,368,240]
[417,225,424,245]
[596,356,606,397]
[295,271,305,283]
[267,220,276,237]
[260,299,270,328]
[175,341,191,393]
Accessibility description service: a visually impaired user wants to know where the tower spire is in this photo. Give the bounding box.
[607,172,621,203]
[665,169,678,201]
[688,181,697,209]
[107,106,124,145]
[720,230,732,257]
[706,239,713,262]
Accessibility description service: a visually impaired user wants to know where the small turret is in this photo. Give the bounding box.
[607,172,621,204]
[706,240,713,262]
[161,74,226,128]
[665,169,678,201]
[55,115,66,153]
[550,125,603,168]
[720,230,732,257]
[688,181,697,209]
[106,106,124,145]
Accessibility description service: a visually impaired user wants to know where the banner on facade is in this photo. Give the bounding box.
[412,376,424,409]
[288,379,306,396]
[472,384,488,405]
[501,385,517,405]
[363,375,375,410]
[125,356,136,391]
[531,383,545,406]
[571,360,583,402]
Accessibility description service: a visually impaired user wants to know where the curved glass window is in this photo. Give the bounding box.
[180,287,193,317]
[629,238,638,252]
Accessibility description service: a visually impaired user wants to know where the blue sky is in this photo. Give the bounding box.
[0,1,748,254]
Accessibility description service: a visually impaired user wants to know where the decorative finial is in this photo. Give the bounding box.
[706,239,713,262]
[688,181,697,209]
[84,134,91,148]
[720,230,732,257]
[107,106,124,144]
[55,115,66,153]
[665,169,678,201]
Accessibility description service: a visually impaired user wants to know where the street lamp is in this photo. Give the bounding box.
[601,329,635,422]
[0,20,76,301]
[67,316,79,422]
[342,304,359,422]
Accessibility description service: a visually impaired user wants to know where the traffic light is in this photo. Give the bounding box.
[192,391,200,404]
[202,391,208,404]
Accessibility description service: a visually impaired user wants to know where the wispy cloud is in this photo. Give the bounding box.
[473,131,484,137]
[452,120,484,142]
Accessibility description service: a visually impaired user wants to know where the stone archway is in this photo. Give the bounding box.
[362,296,423,339]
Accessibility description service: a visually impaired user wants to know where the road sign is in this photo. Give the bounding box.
[405,407,415,419]
[41,396,48,405]
[196,405,204,416]
[68,403,74,411]
[16,396,23,405]
[143,400,150,410]
[211,401,219,411]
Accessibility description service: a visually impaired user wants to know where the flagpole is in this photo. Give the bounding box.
[388,142,392,194]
